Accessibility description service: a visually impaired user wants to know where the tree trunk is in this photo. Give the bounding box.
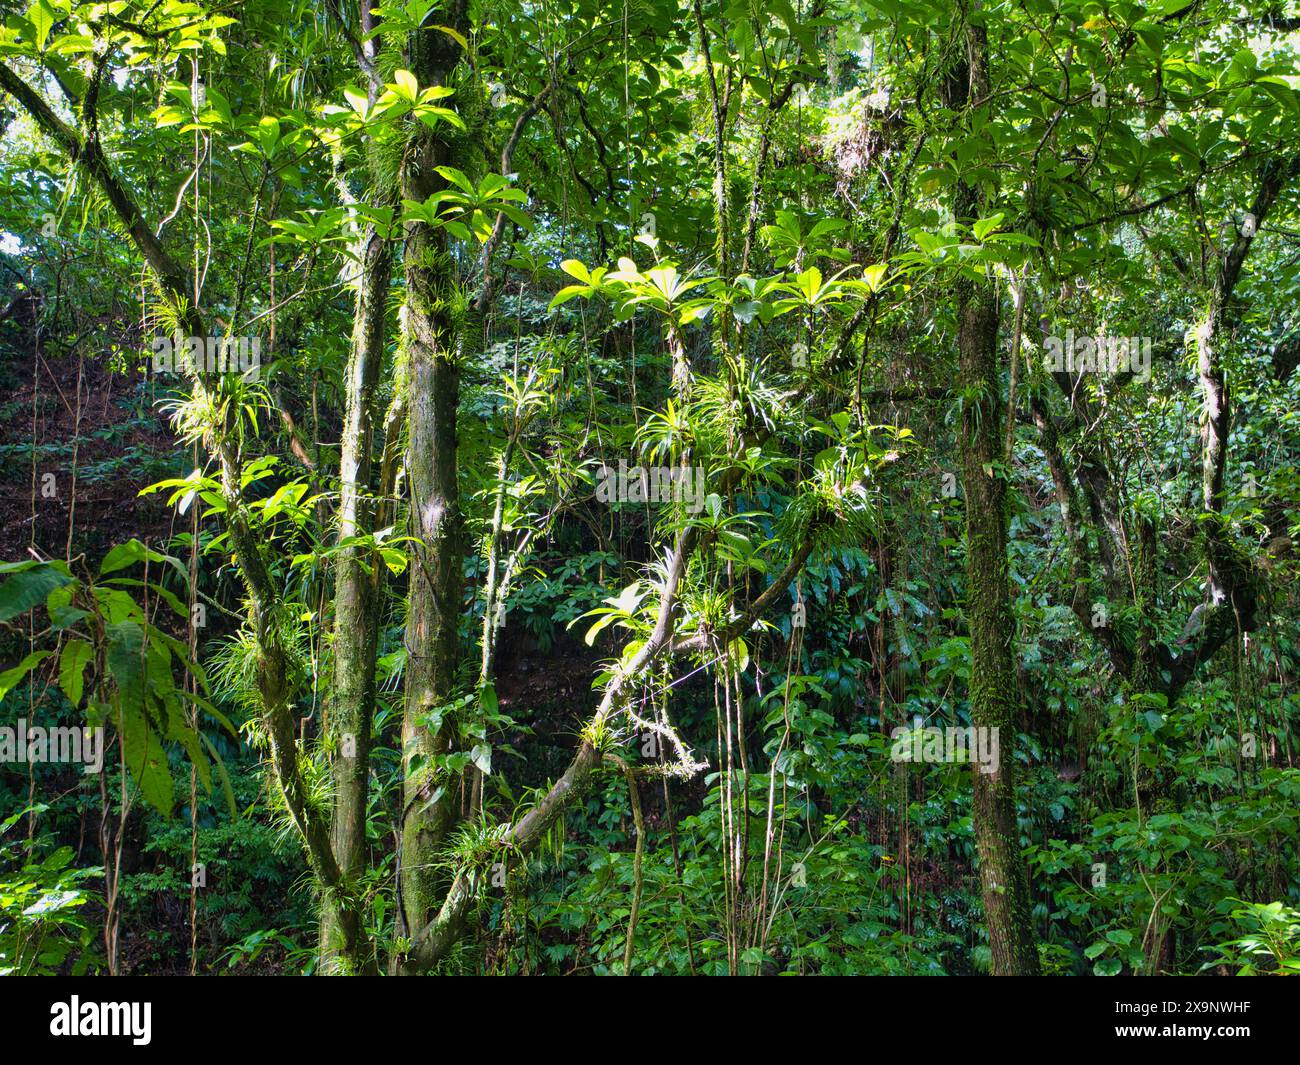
[396,19,470,947]
[950,19,1041,977]
[319,214,392,974]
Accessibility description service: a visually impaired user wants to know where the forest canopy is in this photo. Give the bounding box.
[0,0,1298,980]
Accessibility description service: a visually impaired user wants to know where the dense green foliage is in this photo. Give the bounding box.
[0,0,1298,976]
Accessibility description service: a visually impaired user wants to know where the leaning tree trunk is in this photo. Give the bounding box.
[950,19,1041,977]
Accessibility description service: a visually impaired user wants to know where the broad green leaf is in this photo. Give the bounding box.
[0,564,73,623]
[393,69,419,100]
[0,650,52,701]
[27,0,55,50]
[58,639,93,707]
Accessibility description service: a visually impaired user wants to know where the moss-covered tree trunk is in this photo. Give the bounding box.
[950,18,1041,977]
[316,5,394,973]
[956,272,1041,975]
[396,15,470,952]
[318,214,392,974]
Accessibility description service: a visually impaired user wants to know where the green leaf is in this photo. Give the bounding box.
[393,69,419,100]
[727,637,750,674]
[256,116,281,154]
[430,23,468,48]
[479,681,498,718]
[27,0,55,51]
[343,85,369,116]
[200,732,239,819]
[0,650,52,701]
[433,166,475,194]
[972,212,1005,241]
[0,564,73,623]
[58,639,94,707]
[560,259,591,283]
[120,700,174,817]
[99,539,187,583]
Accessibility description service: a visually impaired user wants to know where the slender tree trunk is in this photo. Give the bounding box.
[950,18,1041,976]
[317,10,393,963]
[955,273,1040,974]
[396,18,470,948]
[319,214,392,973]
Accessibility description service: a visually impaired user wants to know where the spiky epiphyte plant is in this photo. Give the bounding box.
[777,460,880,550]
[209,608,328,843]
[209,607,313,728]
[694,351,790,445]
[579,714,619,757]
[679,582,733,636]
[635,397,695,466]
[440,818,511,881]
[158,373,273,454]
